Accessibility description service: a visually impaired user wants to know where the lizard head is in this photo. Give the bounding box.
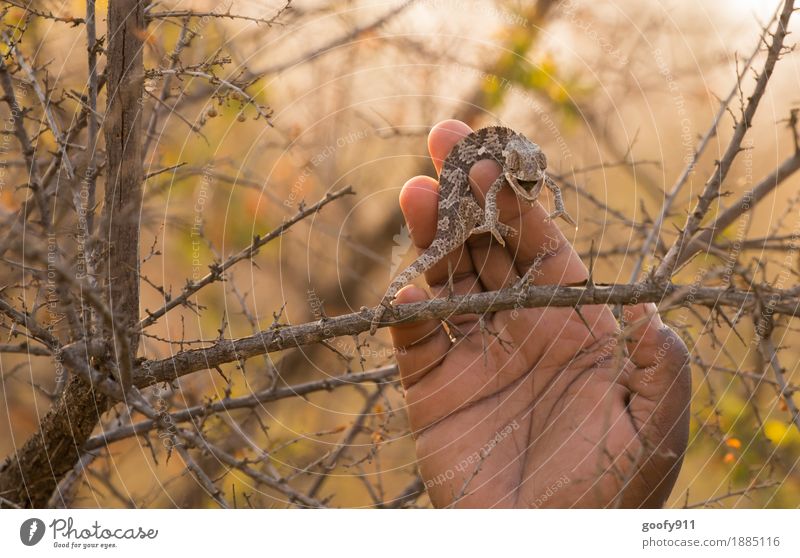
[503,133,548,196]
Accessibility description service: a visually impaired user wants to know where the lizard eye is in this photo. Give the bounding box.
[537,151,548,170]
[506,150,520,170]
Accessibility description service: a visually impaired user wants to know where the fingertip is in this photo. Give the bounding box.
[428,120,473,172]
[395,284,428,304]
[399,176,439,248]
[624,303,670,368]
[625,303,690,404]
[627,303,664,334]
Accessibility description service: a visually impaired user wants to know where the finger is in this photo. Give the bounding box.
[623,303,666,368]
[427,120,607,332]
[465,160,591,298]
[428,119,473,174]
[492,181,586,286]
[428,122,520,292]
[430,120,587,288]
[399,176,483,328]
[399,175,479,293]
[500,198,616,335]
[464,160,520,291]
[622,303,691,505]
[389,285,451,390]
[624,303,690,399]
[448,123,616,336]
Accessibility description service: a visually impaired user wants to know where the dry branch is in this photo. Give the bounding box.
[85,365,398,449]
[139,185,354,329]
[100,0,146,390]
[654,0,796,281]
[133,282,800,388]
[629,19,770,281]
[677,152,800,268]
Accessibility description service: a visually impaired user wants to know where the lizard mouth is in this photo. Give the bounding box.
[518,179,541,191]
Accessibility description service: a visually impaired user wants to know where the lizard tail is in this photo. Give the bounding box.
[370,237,455,334]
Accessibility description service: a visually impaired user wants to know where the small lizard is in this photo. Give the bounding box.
[370,126,575,334]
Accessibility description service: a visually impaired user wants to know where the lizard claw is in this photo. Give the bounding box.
[497,222,517,239]
[546,209,576,227]
[370,299,395,334]
[369,311,382,335]
[491,229,506,247]
[472,222,516,246]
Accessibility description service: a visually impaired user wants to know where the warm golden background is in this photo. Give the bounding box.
[1,0,798,507]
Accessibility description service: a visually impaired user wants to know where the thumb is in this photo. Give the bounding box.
[389,285,451,390]
[624,303,690,400]
[621,303,691,505]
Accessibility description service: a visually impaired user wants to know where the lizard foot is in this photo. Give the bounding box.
[546,208,576,227]
[543,175,576,226]
[471,222,517,246]
[369,307,384,335]
[369,299,395,335]
[514,266,536,290]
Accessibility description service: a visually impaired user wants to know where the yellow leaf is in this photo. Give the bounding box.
[763,419,800,447]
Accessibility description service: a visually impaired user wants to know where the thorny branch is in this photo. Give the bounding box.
[133,282,800,388]
[654,0,796,281]
[629,10,774,281]
[139,185,355,329]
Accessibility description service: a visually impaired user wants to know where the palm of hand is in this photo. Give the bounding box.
[388,121,690,508]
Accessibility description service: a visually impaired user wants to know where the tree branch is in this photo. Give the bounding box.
[100,0,146,390]
[676,151,800,268]
[138,185,354,329]
[629,16,771,281]
[654,0,796,282]
[133,282,800,387]
[85,365,398,449]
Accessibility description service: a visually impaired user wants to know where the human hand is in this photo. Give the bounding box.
[389,120,691,508]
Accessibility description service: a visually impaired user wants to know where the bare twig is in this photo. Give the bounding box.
[0,53,49,225]
[0,342,51,356]
[254,1,414,75]
[85,365,398,449]
[6,33,75,179]
[381,476,425,508]
[684,481,780,509]
[174,427,324,508]
[758,331,800,434]
[630,17,771,281]
[654,0,796,282]
[142,22,191,157]
[146,1,292,26]
[306,387,385,498]
[3,0,85,25]
[139,185,354,329]
[149,68,274,124]
[676,152,800,268]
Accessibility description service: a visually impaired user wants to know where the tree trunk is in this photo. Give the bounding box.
[99,0,145,389]
[0,0,145,508]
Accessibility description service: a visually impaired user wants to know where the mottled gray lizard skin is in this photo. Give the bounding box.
[370,126,572,334]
